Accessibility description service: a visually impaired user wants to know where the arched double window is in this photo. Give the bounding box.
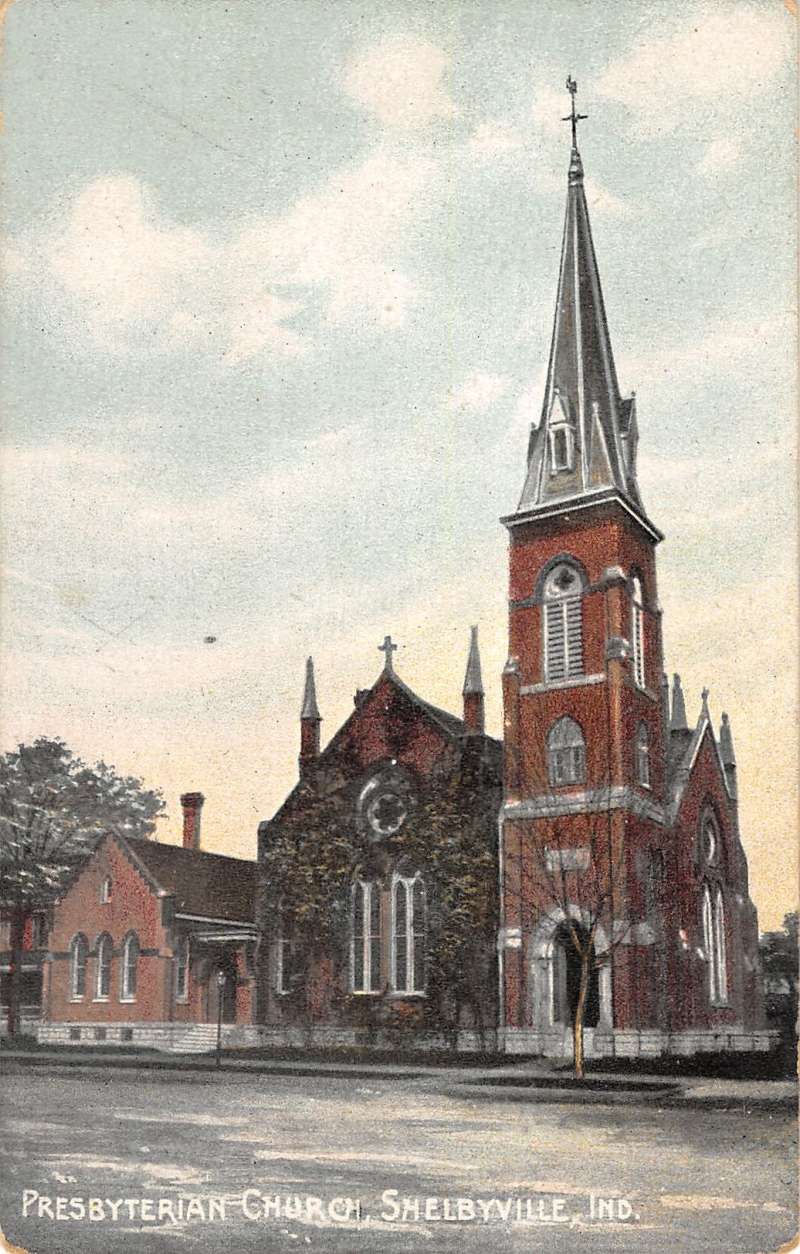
[542,563,584,683]
[175,936,190,1001]
[351,880,381,993]
[631,576,645,689]
[635,723,650,787]
[94,933,112,1000]
[392,872,426,994]
[121,933,139,1001]
[70,934,88,999]
[701,885,728,1005]
[547,717,586,787]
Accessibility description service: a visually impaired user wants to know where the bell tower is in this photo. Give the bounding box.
[499,80,669,1053]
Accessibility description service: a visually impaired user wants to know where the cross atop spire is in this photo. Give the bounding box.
[378,635,398,673]
[562,75,587,149]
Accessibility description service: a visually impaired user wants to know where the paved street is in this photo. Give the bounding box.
[1,1064,796,1254]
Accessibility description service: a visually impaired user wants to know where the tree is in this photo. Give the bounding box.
[502,724,632,1080]
[760,912,799,1046]
[0,738,166,1036]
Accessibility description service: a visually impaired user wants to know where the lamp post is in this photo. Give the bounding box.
[215,968,225,1069]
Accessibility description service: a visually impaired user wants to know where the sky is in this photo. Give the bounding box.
[0,0,796,929]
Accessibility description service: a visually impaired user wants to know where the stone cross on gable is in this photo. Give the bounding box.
[378,635,398,672]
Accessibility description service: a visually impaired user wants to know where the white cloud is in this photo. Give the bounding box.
[598,6,789,134]
[583,176,634,219]
[697,137,741,176]
[341,36,457,129]
[9,141,438,357]
[447,371,510,413]
[467,120,524,158]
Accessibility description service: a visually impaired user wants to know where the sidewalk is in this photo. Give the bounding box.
[1,1047,796,1109]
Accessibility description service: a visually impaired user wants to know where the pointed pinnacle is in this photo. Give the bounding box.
[670,673,688,732]
[719,712,736,766]
[301,656,321,720]
[463,625,484,696]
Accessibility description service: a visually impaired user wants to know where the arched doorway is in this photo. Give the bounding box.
[551,922,600,1028]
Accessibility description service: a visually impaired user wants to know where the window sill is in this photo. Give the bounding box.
[175,995,189,1004]
[349,990,382,997]
[387,991,426,999]
[68,996,84,1003]
[92,997,110,1003]
[119,997,137,1004]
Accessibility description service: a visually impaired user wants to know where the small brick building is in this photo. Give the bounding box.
[39,795,258,1050]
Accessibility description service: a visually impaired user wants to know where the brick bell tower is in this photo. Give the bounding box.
[499,79,669,1057]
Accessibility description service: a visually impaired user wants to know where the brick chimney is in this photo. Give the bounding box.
[180,792,205,850]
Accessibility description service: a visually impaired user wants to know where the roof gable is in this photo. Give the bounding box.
[118,835,258,923]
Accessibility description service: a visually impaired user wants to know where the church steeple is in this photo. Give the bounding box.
[514,78,648,526]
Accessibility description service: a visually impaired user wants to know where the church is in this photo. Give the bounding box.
[254,84,769,1059]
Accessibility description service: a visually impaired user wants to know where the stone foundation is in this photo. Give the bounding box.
[501,1025,779,1058]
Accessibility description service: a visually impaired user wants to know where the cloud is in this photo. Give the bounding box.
[341,36,457,129]
[9,141,438,357]
[597,6,789,134]
[447,371,510,413]
[467,120,524,158]
[583,176,634,219]
[697,137,741,176]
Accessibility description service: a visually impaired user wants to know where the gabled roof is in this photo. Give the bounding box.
[666,711,732,823]
[120,835,258,924]
[265,664,502,827]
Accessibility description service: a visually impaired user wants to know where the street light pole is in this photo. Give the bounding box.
[215,969,225,1069]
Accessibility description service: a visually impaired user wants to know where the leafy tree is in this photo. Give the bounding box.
[760,912,799,1042]
[0,738,165,1036]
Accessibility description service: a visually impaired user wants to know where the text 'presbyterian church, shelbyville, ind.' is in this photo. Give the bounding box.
[35,83,772,1059]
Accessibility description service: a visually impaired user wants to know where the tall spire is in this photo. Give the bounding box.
[299,656,321,778]
[515,78,644,520]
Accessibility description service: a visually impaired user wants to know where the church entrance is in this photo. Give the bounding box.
[551,922,600,1028]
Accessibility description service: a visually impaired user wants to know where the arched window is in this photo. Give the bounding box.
[714,889,728,1004]
[701,811,718,865]
[175,936,190,1001]
[100,877,112,904]
[635,723,650,787]
[542,563,583,683]
[547,717,586,787]
[631,576,645,689]
[276,908,302,995]
[94,934,112,1000]
[392,872,426,994]
[70,934,88,999]
[351,881,381,993]
[701,887,717,1003]
[121,933,139,1001]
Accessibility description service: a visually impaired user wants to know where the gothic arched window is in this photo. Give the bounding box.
[714,889,728,1004]
[547,717,586,787]
[635,723,650,787]
[94,933,112,1000]
[631,576,645,689]
[70,934,88,999]
[392,872,426,994]
[351,881,381,993]
[543,563,584,683]
[701,886,717,1003]
[121,932,139,1001]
